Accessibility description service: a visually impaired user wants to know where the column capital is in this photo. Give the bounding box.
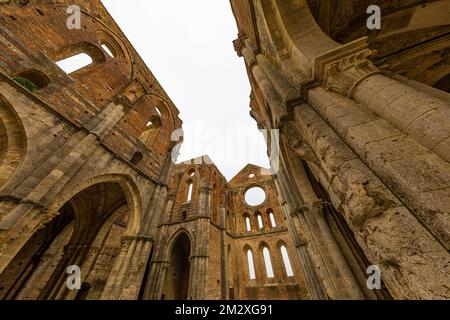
[121,235,154,243]
[314,37,382,98]
[151,260,170,269]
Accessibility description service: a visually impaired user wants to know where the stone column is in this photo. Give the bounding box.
[310,37,450,251]
[189,218,210,300]
[188,186,212,300]
[288,98,450,299]
[219,205,227,300]
[275,165,364,299]
[144,260,170,299]
[318,38,450,163]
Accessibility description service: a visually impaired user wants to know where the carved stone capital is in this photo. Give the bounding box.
[315,37,382,98]
[295,237,308,247]
[281,122,319,164]
[324,49,380,97]
[233,33,249,57]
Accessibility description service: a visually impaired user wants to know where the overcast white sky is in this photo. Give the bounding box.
[101,0,269,180]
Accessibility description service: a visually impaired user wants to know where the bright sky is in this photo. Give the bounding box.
[101,0,270,180]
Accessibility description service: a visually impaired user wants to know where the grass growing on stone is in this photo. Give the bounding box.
[13,76,39,92]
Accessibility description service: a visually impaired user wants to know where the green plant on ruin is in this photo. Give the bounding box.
[13,76,38,92]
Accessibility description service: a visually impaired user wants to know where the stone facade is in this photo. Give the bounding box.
[144,159,309,300]
[230,0,450,300]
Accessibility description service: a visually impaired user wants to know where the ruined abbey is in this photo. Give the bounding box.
[0,0,448,300]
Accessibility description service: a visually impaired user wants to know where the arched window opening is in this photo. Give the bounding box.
[97,30,125,61]
[188,169,195,177]
[101,43,115,59]
[130,151,143,165]
[280,245,294,277]
[156,106,162,117]
[245,216,252,232]
[246,250,256,280]
[13,69,50,92]
[182,211,187,220]
[187,181,193,202]
[140,116,162,145]
[56,53,94,74]
[269,211,277,228]
[262,247,275,278]
[256,214,264,229]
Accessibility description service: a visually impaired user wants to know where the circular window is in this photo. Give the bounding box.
[249,174,255,178]
[245,187,266,206]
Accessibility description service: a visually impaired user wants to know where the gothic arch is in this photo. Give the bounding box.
[46,174,142,236]
[162,231,192,300]
[0,175,139,300]
[0,95,26,191]
[243,244,256,280]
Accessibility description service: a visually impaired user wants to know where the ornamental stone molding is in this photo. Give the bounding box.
[314,37,382,98]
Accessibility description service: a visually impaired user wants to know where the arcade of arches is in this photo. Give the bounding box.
[0,0,448,300]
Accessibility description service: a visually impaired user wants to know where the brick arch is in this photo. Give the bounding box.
[242,212,252,232]
[276,239,295,278]
[258,241,275,278]
[0,94,26,191]
[254,210,264,229]
[266,208,277,227]
[147,95,181,134]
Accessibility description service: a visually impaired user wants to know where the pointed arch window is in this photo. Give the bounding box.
[269,211,277,228]
[256,214,264,230]
[140,115,162,146]
[280,245,294,277]
[246,250,256,280]
[262,247,274,278]
[245,216,251,232]
[187,181,193,202]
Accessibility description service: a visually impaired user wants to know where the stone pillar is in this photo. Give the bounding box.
[275,165,364,299]
[310,38,450,251]
[318,38,450,163]
[288,98,450,299]
[219,205,228,300]
[100,236,153,300]
[144,260,170,299]
[189,218,210,300]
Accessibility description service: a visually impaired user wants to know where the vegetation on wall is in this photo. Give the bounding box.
[13,76,39,92]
